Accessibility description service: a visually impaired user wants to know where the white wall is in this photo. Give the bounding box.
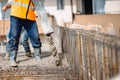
[105,0,120,14]
[44,0,73,26]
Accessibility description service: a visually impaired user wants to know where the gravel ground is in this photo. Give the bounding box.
[0,35,69,69]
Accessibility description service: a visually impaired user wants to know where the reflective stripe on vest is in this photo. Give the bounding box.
[12,1,35,11]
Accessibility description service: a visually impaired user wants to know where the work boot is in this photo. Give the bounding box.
[46,35,57,57]
[9,51,18,67]
[34,48,41,61]
[10,60,17,67]
[25,51,32,57]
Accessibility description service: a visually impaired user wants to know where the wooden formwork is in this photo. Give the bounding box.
[0,66,76,80]
[56,26,120,80]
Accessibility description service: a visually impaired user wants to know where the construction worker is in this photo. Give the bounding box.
[2,0,42,67]
[2,0,32,59]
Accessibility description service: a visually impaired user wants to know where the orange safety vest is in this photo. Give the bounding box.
[10,0,36,21]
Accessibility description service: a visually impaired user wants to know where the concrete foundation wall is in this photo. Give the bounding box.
[75,14,120,36]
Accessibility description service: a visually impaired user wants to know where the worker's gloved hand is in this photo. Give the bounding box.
[46,34,57,57]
